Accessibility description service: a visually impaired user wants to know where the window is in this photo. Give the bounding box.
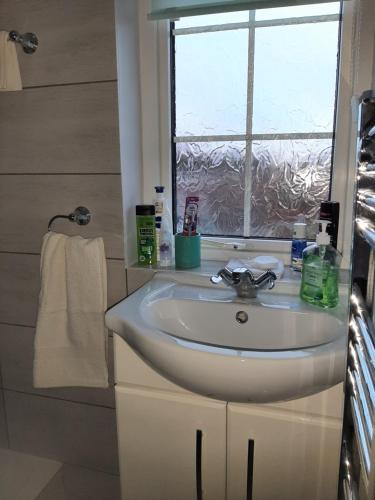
[171,2,342,239]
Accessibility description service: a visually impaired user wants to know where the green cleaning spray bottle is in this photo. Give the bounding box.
[300,220,341,308]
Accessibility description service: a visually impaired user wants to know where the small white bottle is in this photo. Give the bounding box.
[154,186,165,262]
[159,216,173,267]
[291,222,307,271]
[154,186,173,267]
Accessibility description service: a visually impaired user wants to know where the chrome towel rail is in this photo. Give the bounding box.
[350,319,375,409]
[349,344,374,441]
[348,288,375,481]
[356,218,375,250]
[348,367,372,476]
[47,206,91,232]
[351,289,375,365]
[341,439,359,500]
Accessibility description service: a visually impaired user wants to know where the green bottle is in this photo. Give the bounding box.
[300,220,341,308]
[136,205,157,266]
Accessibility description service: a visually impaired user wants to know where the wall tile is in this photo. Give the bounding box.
[5,390,119,473]
[0,253,40,327]
[107,260,127,306]
[0,324,115,408]
[0,0,117,87]
[0,389,8,447]
[37,464,120,500]
[126,267,156,295]
[0,175,124,257]
[0,253,126,326]
[0,83,120,174]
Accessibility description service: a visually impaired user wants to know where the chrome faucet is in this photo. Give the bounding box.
[210,266,277,298]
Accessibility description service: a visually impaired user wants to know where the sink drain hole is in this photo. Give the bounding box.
[236,311,248,324]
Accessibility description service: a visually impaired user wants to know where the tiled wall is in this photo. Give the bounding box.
[0,0,126,496]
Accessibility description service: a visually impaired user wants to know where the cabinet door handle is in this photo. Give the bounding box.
[247,439,255,500]
[196,430,203,500]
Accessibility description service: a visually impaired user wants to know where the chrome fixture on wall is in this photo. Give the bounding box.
[48,207,91,232]
[8,30,38,54]
[339,90,375,500]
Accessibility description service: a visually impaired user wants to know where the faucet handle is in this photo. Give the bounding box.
[210,266,234,285]
[210,274,223,284]
[254,269,277,289]
[232,267,254,283]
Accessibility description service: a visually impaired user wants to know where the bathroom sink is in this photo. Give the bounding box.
[106,272,347,403]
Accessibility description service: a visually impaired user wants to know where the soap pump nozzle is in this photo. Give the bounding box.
[315,219,331,246]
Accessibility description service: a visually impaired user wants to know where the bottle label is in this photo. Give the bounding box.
[292,256,303,270]
[291,240,307,271]
[155,200,164,215]
[304,266,323,288]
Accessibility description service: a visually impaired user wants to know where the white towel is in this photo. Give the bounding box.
[33,232,109,388]
[0,31,22,91]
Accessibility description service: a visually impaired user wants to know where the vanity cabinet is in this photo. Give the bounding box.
[116,385,227,500]
[114,337,343,500]
[226,403,342,500]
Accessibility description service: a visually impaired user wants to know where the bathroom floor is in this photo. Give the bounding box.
[0,448,61,500]
[0,448,121,500]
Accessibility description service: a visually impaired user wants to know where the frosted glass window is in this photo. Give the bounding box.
[175,30,248,136]
[176,142,245,236]
[250,139,332,238]
[253,22,339,134]
[171,3,341,238]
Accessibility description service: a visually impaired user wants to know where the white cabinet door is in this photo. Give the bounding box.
[116,385,227,500]
[227,403,342,500]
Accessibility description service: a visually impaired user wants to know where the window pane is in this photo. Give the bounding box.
[250,139,332,238]
[175,11,249,29]
[252,21,339,134]
[175,30,248,136]
[176,142,245,236]
[255,2,340,21]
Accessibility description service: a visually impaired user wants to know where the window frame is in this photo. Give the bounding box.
[137,0,363,268]
[171,9,341,239]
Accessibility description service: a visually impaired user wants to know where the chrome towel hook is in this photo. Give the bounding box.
[48,207,91,232]
[8,30,38,54]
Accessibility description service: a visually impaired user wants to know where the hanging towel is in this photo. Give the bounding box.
[0,31,22,91]
[33,232,109,388]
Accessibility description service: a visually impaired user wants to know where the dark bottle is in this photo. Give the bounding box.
[319,201,340,249]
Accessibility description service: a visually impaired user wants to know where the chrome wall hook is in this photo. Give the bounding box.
[48,207,91,232]
[9,30,38,54]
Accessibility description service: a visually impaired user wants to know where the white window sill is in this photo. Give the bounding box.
[200,236,292,264]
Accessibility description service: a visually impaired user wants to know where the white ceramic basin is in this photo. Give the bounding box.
[106,272,347,403]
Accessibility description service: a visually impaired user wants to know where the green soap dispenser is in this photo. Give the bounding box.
[300,220,341,308]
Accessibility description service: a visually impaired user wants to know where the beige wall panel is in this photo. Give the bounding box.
[0,390,8,447]
[0,0,117,87]
[0,324,115,408]
[5,390,119,473]
[0,174,124,258]
[0,253,126,326]
[0,83,120,174]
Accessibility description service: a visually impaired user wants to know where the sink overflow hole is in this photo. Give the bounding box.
[236,311,248,324]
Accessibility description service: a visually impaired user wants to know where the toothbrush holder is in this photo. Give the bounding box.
[175,233,201,269]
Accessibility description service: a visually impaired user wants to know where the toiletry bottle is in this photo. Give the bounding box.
[300,220,341,308]
[291,222,307,271]
[154,186,165,262]
[319,201,340,249]
[136,205,157,266]
[159,213,173,267]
